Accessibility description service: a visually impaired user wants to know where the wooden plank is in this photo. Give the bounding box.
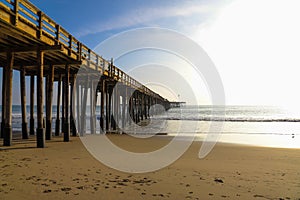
[19,0,39,16]
[19,7,38,22]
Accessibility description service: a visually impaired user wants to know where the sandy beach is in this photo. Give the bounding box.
[0,134,299,200]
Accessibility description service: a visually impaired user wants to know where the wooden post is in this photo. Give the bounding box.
[1,65,7,138]
[81,80,88,136]
[106,85,110,131]
[108,85,113,131]
[61,77,65,133]
[112,85,117,130]
[46,65,54,140]
[20,67,28,139]
[144,95,148,119]
[129,90,134,124]
[135,92,139,123]
[55,75,61,136]
[90,81,95,134]
[100,79,105,131]
[76,79,80,134]
[63,65,70,142]
[122,90,126,129]
[148,96,151,118]
[29,75,35,135]
[36,50,45,148]
[71,76,77,137]
[3,52,13,146]
[140,93,144,121]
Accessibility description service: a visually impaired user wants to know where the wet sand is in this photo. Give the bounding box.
[0,134,300,200]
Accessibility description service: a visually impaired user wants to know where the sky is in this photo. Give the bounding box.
[2,0,300,107]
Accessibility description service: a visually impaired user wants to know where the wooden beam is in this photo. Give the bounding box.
[0,44,64,54]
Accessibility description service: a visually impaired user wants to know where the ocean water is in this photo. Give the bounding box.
[157,105,300,148]
[2,105,300,148]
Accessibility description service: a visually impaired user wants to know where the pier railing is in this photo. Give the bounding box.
[0,0,165,100]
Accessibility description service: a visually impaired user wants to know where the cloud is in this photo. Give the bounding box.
[76,2,220,38]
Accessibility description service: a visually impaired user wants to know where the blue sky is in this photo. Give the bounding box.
[2,0,300,107]
[29,0,228,48]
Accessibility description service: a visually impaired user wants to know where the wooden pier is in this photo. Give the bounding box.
[0,0,181,148]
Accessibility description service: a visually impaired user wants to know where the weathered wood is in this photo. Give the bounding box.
[55,75,61,136]
[61,77,65,134]
[105,85,109,131]
[108,86,113,131]
[20,67,29,139]
[0,44,64,54]
[81,80,88,136]
[63,64,70,142]
[100,79,105,131]
[90,81,95,134]
[70,76,77,136]
[1,64,7,139]
[36,50,45,148]
[3,51,13,146]
[76,80,81,134]
[29,75,35,135]
[122,91,126,129]
[45,65,54,140]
